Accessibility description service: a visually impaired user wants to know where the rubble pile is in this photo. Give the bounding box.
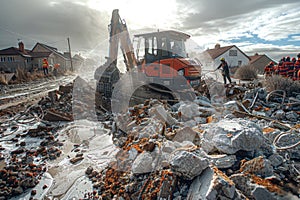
[39,76,101,122]
[85,85,300,199]
[0,120,63,199]
[0,76,109,199]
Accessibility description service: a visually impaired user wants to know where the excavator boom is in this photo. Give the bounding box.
[108,9,137,71]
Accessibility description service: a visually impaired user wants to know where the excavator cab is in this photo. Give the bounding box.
[134,30,189,64]
[134,30,201,88]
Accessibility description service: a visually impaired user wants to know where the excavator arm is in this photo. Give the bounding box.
[95,9,137,110]
[108,9,137,71]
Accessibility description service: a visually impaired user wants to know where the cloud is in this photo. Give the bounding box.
[0,0,109,52]
[1,0,300,62]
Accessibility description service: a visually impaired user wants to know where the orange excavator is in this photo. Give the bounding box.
[94,9,201,110]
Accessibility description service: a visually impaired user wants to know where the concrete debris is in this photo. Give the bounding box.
[187,167,243,200]
[2,77,300,199]
[131,152,154,174]
[169,150,209,180]
[207,154,237,169]
[172,126,197,143]
[268,154,284,168]
[178,102,201,121]
[149,104,177,126]
[240,156,274,178]
[252,186,277,200]
[201,119,265,154]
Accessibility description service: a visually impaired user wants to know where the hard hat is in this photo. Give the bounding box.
[220,57,225,61]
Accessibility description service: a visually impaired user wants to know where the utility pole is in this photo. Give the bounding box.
[67,37,74,72]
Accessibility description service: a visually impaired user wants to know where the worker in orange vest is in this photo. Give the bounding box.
[294,53,300,80]
[263,61,274,78]
[278,56,290,77]
[53,63,60,76]
[42,58,49,76]
[284,56,295,79]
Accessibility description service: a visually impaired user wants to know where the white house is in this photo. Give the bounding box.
[200,44,250,70]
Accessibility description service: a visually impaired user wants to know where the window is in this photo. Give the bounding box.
[238,60,242,66]
[7,57,15,62]
[170,39,186,57]
[178,69,184,76]
[146,36,157,56]
[161,37,169,57]
[135,37,145,61]
[229,50,237,56]
[0,57,5,62]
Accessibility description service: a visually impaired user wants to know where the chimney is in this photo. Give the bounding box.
[215,43,221,49]
[18,41,24,52]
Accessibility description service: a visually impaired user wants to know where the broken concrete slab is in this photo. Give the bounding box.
[207,154,237,169]
[201,119,265,154]
[230,173,253,197]
[178,102,201,121]
[194,96,212,107]
[149,104,177,126]
[131,151,154,174]
[240,156,274,178]
[172,127,197,143]
[187,167,242,200]
[268,154,284,168]
[169,150,209,180]
[252,186,277,200]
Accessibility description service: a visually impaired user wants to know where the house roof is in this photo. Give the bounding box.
[203,44,250,60]
[205,45,234,59]
[32,43,69,60]
[72,54,84,61]
[249,54,275,64]
[29,51,52,58]
[0,47,31,57]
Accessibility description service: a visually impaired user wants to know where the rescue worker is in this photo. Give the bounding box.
[42,58,49,76]
[284,56,295,79]
[293,53,300,80]
[263,61,274,78]
[278,57,289,77]
[53,63,60,76]
[216,57,232,85]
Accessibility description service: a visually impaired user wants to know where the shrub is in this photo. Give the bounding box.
[14,68,45,83]
[234,65,258,80]
[0,75,7,85]
[264,75,300,97]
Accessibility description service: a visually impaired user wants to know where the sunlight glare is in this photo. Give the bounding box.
[87,0,178,29]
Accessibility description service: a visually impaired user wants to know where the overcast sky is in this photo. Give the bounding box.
[1,0,300,62]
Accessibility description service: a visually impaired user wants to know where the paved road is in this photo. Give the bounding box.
[0,75,76,110]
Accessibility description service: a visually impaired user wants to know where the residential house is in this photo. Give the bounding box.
[0,42,71,73]
[72,53,85,70]
[200,44,250,71]
[0,42,32,72]
[248,53,276,74]
[31,43,71,71]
